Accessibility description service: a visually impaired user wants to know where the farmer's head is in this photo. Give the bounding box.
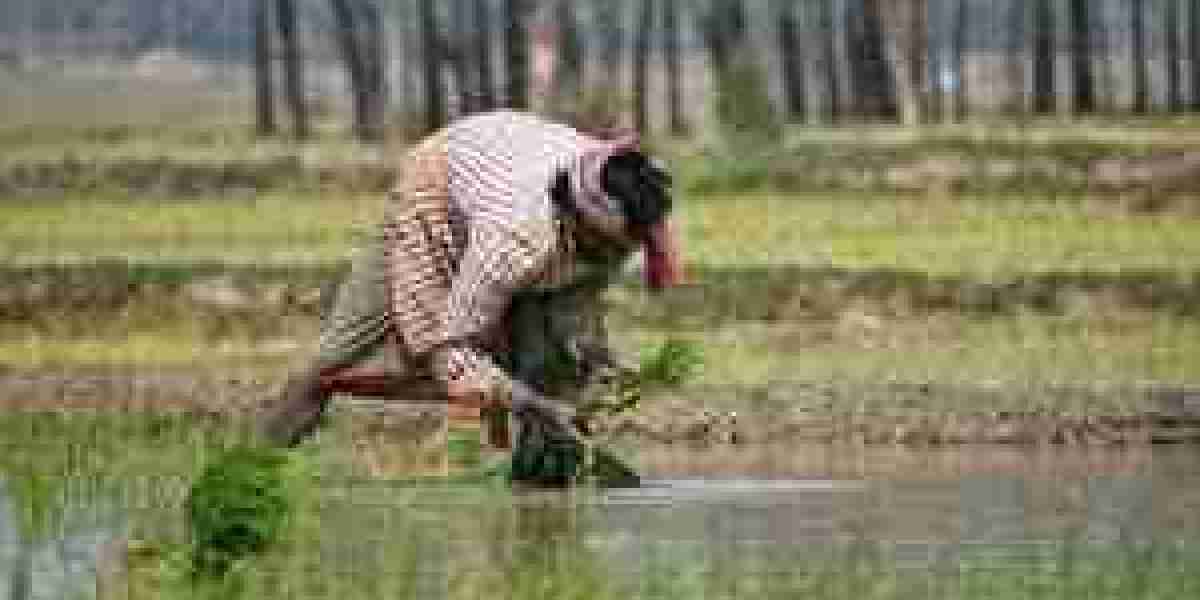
[563,134,684,291]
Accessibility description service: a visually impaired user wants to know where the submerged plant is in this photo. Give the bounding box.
[584,338,705,418]
[185,445,299,578]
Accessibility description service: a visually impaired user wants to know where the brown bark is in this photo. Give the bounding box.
[1070,0,1095,114]
[776,0,806,122]
[1191,0,1200,111]
[633,0,655,133]
[276,0,309,139]
[663,0,687,134]
[1033,0,1054,113]
[504,0,531,110]
[254,0,276,137]
[556,0,585,116]
[474,0,495,112]
[879,0,926,125]
[418,0,445,132]
[1167,0,1182,112]
[1132,0,1148,114]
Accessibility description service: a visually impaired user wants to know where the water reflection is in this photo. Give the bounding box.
[439,443,1199,579]
[0,479,125,600]
[1,443,1197,596]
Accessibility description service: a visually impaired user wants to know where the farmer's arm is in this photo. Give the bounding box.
[543,261,636,382]
[435,221,554,393]
[436,220,588,435]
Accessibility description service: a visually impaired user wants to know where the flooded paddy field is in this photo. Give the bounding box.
[0,387,1198,599]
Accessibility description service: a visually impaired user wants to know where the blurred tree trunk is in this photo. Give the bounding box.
[1132,0,1148,114]
[555,0,585,119]
[360,0,387,140]
[1069,0,1094,114]
[504,0,531,110]
[1191,0,1200,111]
[633,0,654,133]
[1033,0,1055,113]
[821,0,843,122]
[911,0,929,121]
[663,0,687,135]
[1167,0,1182,112]
[597,0,624,87]
[451,0,472,116]
[418,0,446,131]
[701,0,776,140]
[845,0,863,116]
[1007,0,1027,115]
[879,0,925,126]
[952,0,967,121]
[927,0,943,123]
[700,0,747,82]
[276,0,309,139]
[330,0,371,139]
[776,0,806,122]
[474,0,495,112]
[850,0,896,119]
[254,0,276,136]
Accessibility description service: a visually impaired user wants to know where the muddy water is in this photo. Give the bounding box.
[354,443,1200,590]
[2,443,1198,597]
[0,480,126,600]
[573,443,1200,572]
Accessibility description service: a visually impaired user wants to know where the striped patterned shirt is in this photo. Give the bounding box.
[384,110,630,393]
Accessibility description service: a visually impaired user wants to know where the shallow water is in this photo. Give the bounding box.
[2,442,1198,597]
[0,480,125,600]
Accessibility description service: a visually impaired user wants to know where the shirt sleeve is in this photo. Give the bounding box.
[382,190,454,359]
[436,218,557,390]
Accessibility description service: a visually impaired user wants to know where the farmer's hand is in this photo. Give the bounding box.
[446,378,508,410]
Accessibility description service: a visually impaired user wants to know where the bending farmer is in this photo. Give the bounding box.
[258,110,684,486]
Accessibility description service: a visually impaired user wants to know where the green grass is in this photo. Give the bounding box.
[5,189,1199,280]
[0,191,382,264]
[1,187,1198,407]
[678,192,1200,276]
[609,310,1200,414]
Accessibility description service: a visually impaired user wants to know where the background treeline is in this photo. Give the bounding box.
[7,1,1200,141]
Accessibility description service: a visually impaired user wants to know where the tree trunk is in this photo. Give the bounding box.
[701,0,747,83]
[597,0,624,87]
[1069,0,1094,114]
[879,0,924,126]
[276,0,308,139]
[556,0,585,118]
[329,0,370,139]
[633,0,654,133]
[1007,0,1027,115]
[845,0,864,116]
[451,0,473,116]
[419,0,446,131]
[254,0,276,137]
[1192,0,1200,111]
[952,0,968,122]
[1167,0,1182,112]
[474,0,495,112]
[1132,0,1148,114]
[1033,0,1055,114]
[504,0,530,110]
[362,0,387,140]
[821,0,843,122]
[911,0,929,121]
[776,0,806,122]
[849,0,897,119]
[663,0,686,134]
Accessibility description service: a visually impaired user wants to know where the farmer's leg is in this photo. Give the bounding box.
[260,234,392,447]
[505,290,638,486]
